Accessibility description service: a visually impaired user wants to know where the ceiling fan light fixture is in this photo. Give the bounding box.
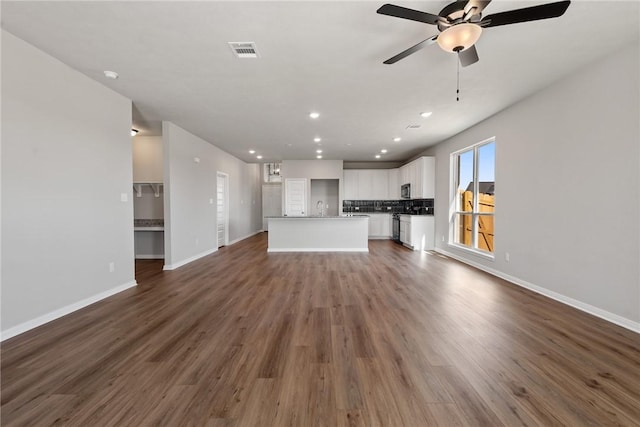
[436,23,482,52]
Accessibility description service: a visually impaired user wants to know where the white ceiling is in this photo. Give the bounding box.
[2,1,638,163]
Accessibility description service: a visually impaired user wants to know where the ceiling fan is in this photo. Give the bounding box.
[377,0,571,66]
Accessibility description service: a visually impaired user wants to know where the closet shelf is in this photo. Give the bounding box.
[133,182,163,198]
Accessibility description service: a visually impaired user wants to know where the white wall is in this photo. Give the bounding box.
[433,44,640,330]
[310,179,339,216]
[132,136,163,183]
[281,160,344,214]
[1,31,135,338]
[133,136,164,220]
[162,122,262,269]
[281,160,343,180]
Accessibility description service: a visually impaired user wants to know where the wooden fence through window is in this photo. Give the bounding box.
[460,191,495,252]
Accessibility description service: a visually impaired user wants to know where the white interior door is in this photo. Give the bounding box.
[285,178,307,216]
[262,184,282,230]
[217,172,229,248]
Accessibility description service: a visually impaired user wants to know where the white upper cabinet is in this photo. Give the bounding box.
[401,156,435,199]
[371,170,389,200]
[344,169,389,200]
[388,168,399,199]
[343,170,359,200]
[343,157,433,200]
[357,169,374,199]
[422,156,435,199]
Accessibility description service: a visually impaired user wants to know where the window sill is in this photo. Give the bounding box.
[447,243,495,261]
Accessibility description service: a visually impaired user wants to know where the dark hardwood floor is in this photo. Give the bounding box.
[2,233,639,426]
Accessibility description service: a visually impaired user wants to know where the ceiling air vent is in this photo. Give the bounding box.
[228,42,259,59]
[406,124,421,129]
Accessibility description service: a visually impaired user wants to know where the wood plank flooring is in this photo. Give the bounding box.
[2,233,639,426]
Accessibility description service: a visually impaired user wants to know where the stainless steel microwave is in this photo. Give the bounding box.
[401,183,411,199]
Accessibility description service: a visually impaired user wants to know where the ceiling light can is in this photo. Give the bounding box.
[104,70,119,79]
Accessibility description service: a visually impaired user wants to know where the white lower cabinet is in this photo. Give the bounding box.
[368,214,392,239]
[399,215,434,250]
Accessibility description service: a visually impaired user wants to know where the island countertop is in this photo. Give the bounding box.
[266,215,369,219]
[267,215,368,252]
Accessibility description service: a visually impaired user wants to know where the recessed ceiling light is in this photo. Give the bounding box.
[393,137,401,142]
[314,137,322,143]
[309,112,320,119]
[104,70,119,79]
[256,155,263,159]
[381,149,388,153]
[420,112,433,118]
[287,143,293,147]
[375,154,381,159]
[317,155,322,159]
[249,150,255,154]
[316,149,322,154]
[130,129,139,137]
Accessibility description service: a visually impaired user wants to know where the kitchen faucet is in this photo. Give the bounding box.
[316,200,324,216]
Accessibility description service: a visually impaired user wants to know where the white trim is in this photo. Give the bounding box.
[267,248,369,253]
[447,242,495,260]
[228,229,264,246]
[1,280,138,341]
[163,247,217,270]
[135,254,164,259]
[436,248,640,334]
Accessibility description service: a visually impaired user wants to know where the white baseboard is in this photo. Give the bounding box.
[135,254,164,259]
[268,248,369,253]
[163,248,217,271]
[1,280,138,341]
[436,248,640,334]
[228,229,263,246]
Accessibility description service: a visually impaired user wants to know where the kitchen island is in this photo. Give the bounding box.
[267,215,369,252]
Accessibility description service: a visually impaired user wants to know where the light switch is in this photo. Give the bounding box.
[121,193,128,202]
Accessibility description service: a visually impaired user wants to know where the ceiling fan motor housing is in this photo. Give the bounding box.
[437,1,482,31]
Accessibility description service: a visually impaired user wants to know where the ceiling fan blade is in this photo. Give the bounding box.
[459,45,479,67]
[482,1,570,27]
[383,36,438,64]
[377,4,440,25]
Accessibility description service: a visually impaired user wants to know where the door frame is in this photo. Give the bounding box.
[217,171,229,248]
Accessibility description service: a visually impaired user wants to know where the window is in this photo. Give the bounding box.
[451,138,495,255]
[263,163,282,183]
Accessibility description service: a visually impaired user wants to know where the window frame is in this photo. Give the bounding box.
[449,137,495,259]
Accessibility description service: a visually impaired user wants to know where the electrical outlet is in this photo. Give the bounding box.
[109,262,115,273]
[120,193,128,202]
[505,252,510,262]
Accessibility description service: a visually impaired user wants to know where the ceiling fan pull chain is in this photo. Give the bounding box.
[456,52,460,102]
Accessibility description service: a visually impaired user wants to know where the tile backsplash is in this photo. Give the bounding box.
[343,199,433,214]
